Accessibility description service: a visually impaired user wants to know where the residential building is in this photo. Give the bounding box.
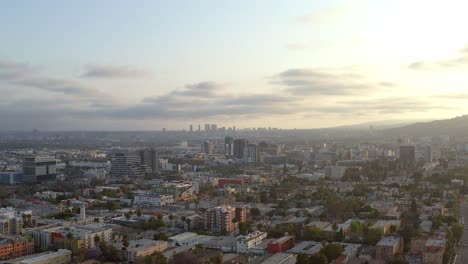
[375,236,403,262]
[119,239,170,262]
[0,236,34,261]
[206,206,236,234]
[237,231,267,254]
[133,193,174,206]
[267,236,295,254]
[5,249,71,264]
[235,206,247,223]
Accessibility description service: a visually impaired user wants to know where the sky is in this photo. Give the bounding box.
[1,0,468,131]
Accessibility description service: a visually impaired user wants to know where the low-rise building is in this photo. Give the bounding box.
[4,249,71,264]
[237,231,267,254]
[0,236,34,261]
[267,236,295,254]
[118,239,170,262]
[375,235,403,262]
[133,193,174,206]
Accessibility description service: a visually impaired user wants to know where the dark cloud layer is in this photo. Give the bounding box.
[0,60,456,129]
[80,65,149,78]
[271,68,388,96]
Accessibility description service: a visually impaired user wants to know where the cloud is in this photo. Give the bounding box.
[409,44,468,70]
[271,68,386,96]
[286,43,308,50]
[437,93,468,100]
[299,97,453,118]
[408,62,428,70]
[80,65,149,78]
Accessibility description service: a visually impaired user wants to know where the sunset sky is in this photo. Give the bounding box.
[1,0,468,130]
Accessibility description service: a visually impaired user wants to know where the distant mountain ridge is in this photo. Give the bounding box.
[383,115,468,137]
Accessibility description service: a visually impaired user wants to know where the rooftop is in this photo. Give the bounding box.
[377,236,402,247]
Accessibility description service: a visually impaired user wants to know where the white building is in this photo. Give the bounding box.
[133,193,174,206]
[237,231,268,253]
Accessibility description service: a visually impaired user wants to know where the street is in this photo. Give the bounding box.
[455,201,468,264]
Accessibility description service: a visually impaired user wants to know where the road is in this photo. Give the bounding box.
[455,201,468,264]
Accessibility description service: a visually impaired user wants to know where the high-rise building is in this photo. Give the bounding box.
[110,152,147,179]
[23,154,57,183]
[399,145,416,168]
[198,125,201,131]
[137,148,159,173]
[247,144,259,165]
[211,124,217,131]
[201,141,214,155]
[235,206,247,223]
[189,124,193,132]
[204,124,211,132]
[206,206,236,233]
[225,137,234,157]
[233,139,248,159]
[416,145,432,163]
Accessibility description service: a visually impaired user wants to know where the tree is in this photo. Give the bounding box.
[363,228,383,245]
[350,221,362,233]
[250,208,261,218]
[303,226,323,241]
[451,223,464,244]
[94,235,100,245]
[122,235,129,248]
[154,232,169,241]
[136,208,142,217]
[332,223,338,232]
[309,253,328,264]
[321,243,344,261]
[297,253,311,264]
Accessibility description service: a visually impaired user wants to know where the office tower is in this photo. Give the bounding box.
[204,124,211,132]
[247,144,259,165]
[137,148,159,173]
[225,137,234,157]
[198,125,201,131]
[201,141,214,155]
[211,124,217,131]
[399,145,416,168]
[416,145,432,163]
[189,124,193,132]
[424,145,432,162]
[233,139,248,159]
[233,126,236,131]
[23,154,57,183]
[206,206,236,233]
[110,152,146,179]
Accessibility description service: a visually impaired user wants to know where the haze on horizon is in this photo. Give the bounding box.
[1,0,468,131]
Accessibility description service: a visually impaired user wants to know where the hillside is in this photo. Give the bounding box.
[383,115,468,137]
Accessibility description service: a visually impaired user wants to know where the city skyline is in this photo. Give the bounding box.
[2,0,468,130]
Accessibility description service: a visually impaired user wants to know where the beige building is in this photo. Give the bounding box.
[117,239,170,262]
